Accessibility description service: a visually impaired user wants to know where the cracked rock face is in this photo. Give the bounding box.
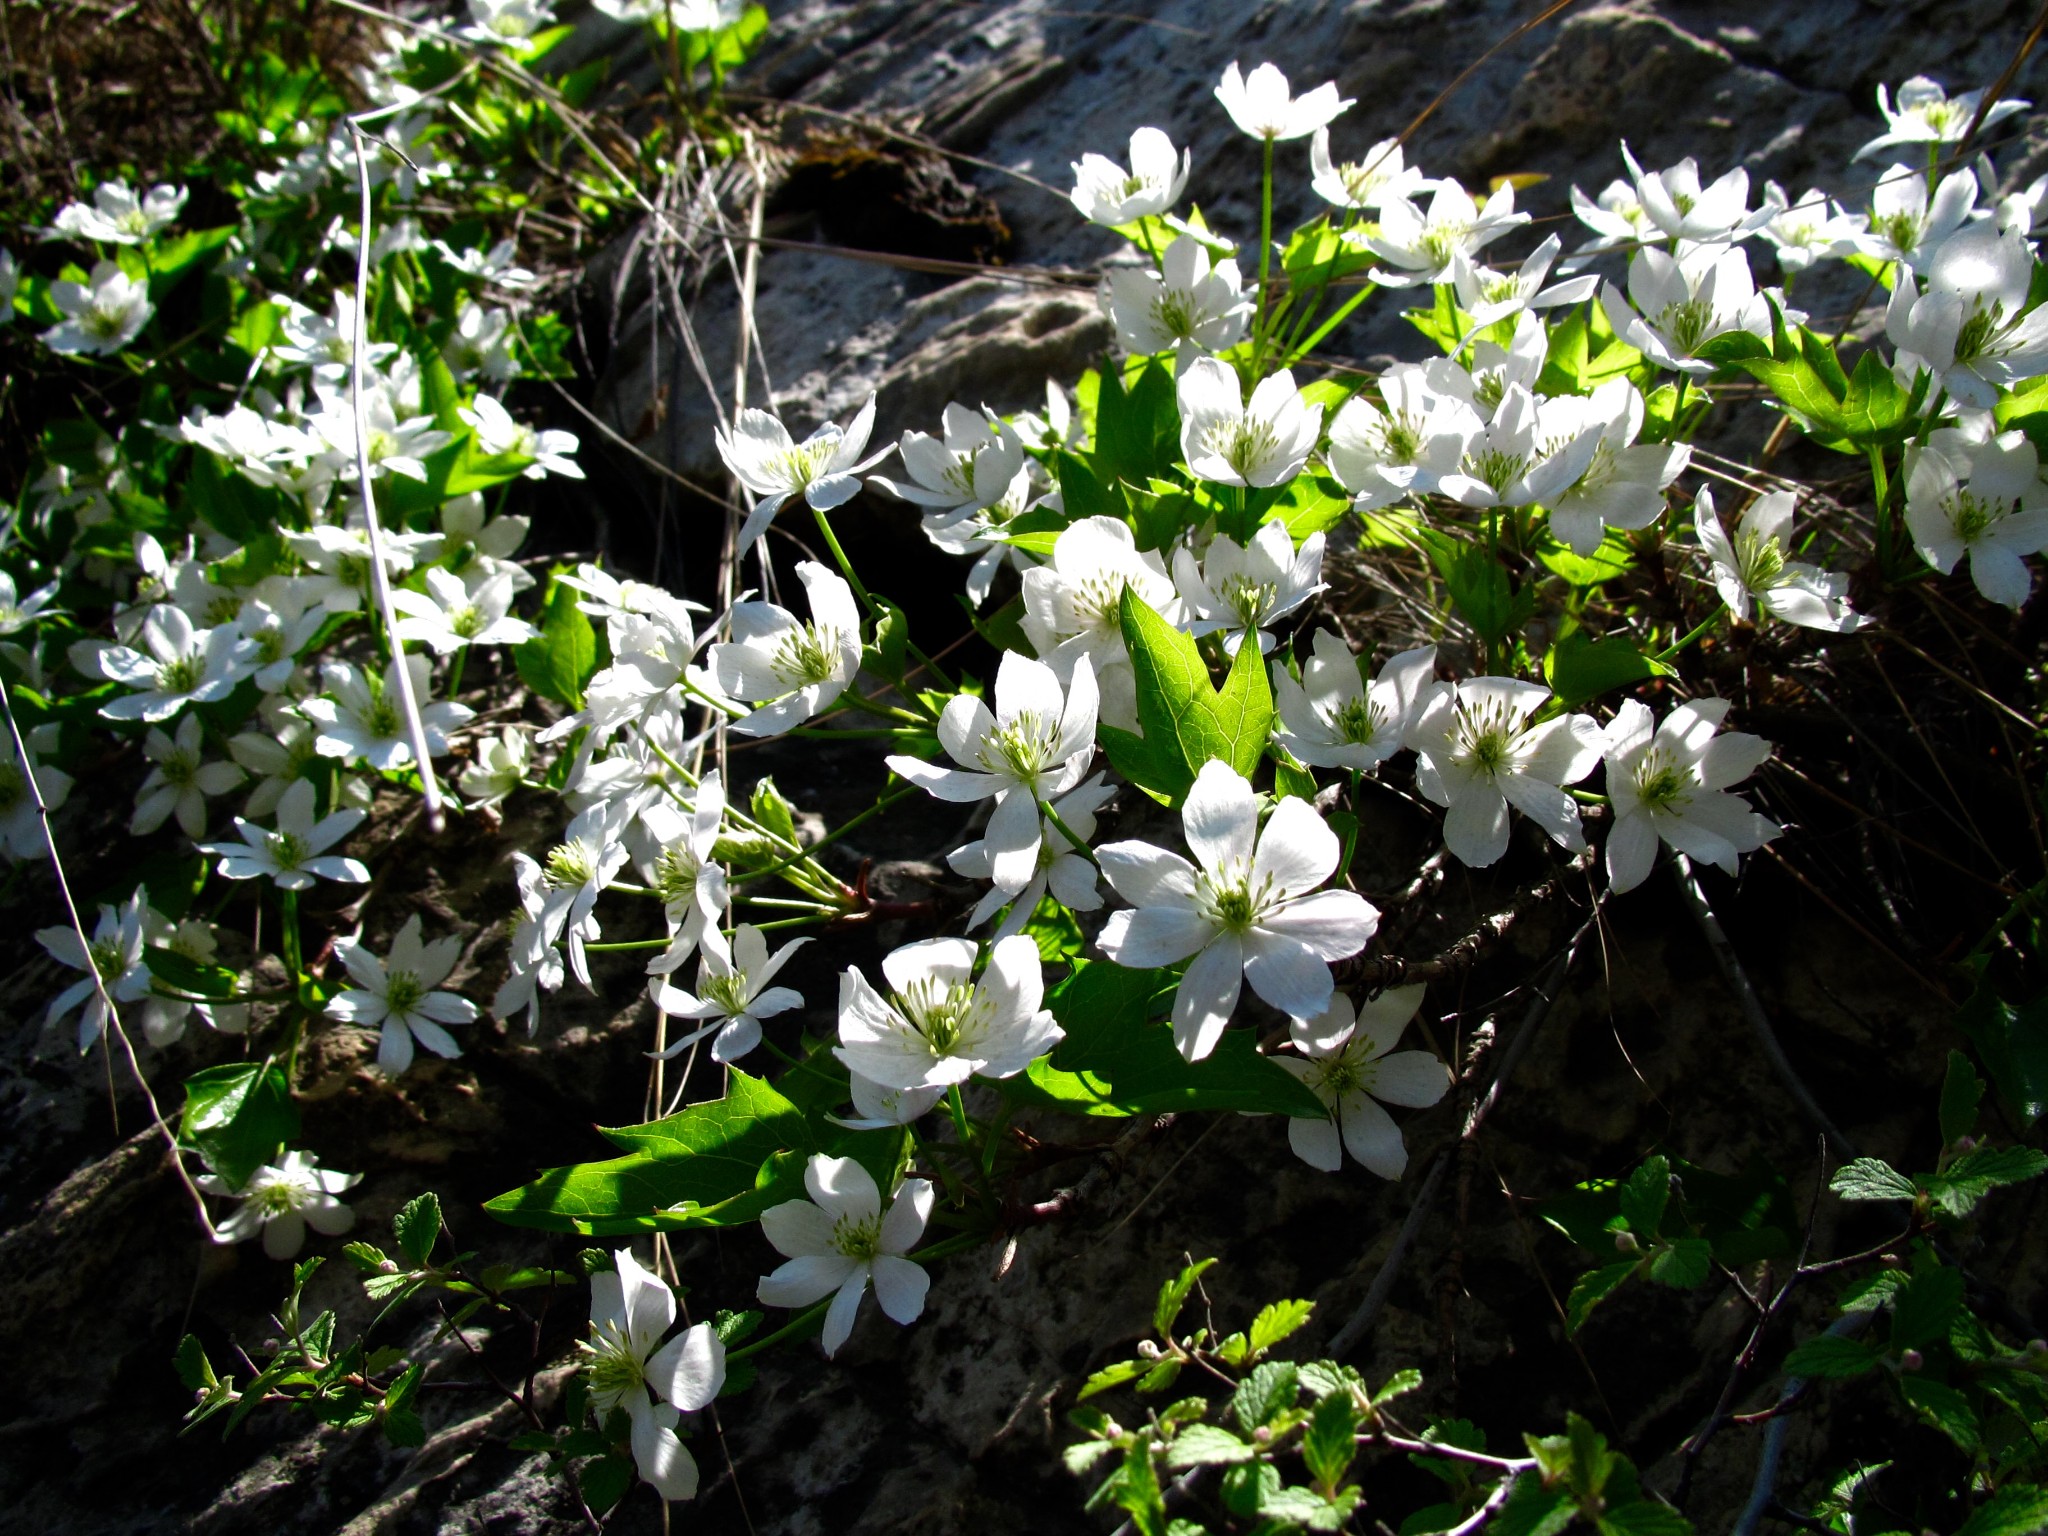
[8,3,2048,1535]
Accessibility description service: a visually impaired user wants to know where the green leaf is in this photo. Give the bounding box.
[1619,1156,1671,1237]
[1492,1473,1577,1536]
[1598,1502,1693,1536]
[1419,530,1533,647]
[1954,1486,2048,1536]
[183,448,286,544]
[1302,1389,1358,1491]
[1166,1423,1254,1468]
[1900,1376,1980,1451]
[393,1192,441,1268]
[1669,1156,1799,1267]
[177,1062,299,1188]
[579,1454,634,1516]
[484,1069,809,1233]
[1567,1261,1638,1335]
[1372,1368,1423,1407]
[1248,1298,1316,1357]
[1232,1360,1300,1432]
[1783,1333,1881,1378]
[144,946,239,1000]
[861,596,908,682]
[1939,1051,1985,1148]
[514,572,600,709]
[1100,586,1273,804]
[1543,632,1672,709]
[1888,1265,1963,1351]
[1002,962,1325,1119]
[1648,1238,1713,1289]
[1954,975,2048,1128]
[1924,1145,2048,1218]
[1155,1256,1218,1337]
[174,1334,218,1392]
[1534,529,1637,588]
[1093,359,1181,491]
[1829,1158,1916,1202]
[1077,1357,1149,1401]
[1263,474,1353,542]
[1053,450,1125,522]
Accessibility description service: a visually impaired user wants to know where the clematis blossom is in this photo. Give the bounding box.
[716,397,889,556]
[579,1248,725,1501]
[1177,358,1323,488]
[1407,679,1603,868]
[835,934,1061,1091]
[1070,126,1191,226]
[1214,61,1352,142]
[756,1156,934,1358]
[1274,986,1449,1177]
[1602,698,1779,894]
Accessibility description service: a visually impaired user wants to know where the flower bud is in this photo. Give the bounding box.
[1253,1425,1273,1445]
[1899,1349,1924,1372]
[2027,1339,2047,1357]
[1136,1339,1161,1359]
[1952,1135,1977,1154]
[379,1258,401,1274]
[1614,1231,1640,1254]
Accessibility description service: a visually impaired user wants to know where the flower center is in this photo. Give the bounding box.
[1655,296,1716,355]
[545,841,597,888]
[268,829,309,868]
[702,972,751,1014]
[1151,288,1201,341]
[831,1212,883,1262]
[1450,697,1522,779]
[1951,301,2003,367]
[1203,416,1281,479]
[85,302,132,340]
[1876,209,1922,256]
[0,762,23,812]
[384,970,425,1015]
[1945,489,2007,545]
[1195,860,1275,932]
[579,1327,646,1414]
[161,747,199,788]
[897,976,981,1056]
[770,624,840,688]
[89,937,129,981]
[157,652,204,695]
[772,437,836,491]
[450,604,485,639]
[1311,1054,1373,1097]
[1071,573,1128,632]
[1633,749,1692,812]
[252,1179,306,1215]
[981,711,1056,781]
[1734,527,1787,591]
[1221,575,1277,630]
[1329,695,1386,745]
[653,847,702,908]
[1467,445,1531,497]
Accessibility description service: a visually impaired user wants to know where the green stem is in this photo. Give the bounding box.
[946,1083,975,1156]
[278,886,303,981]
[1040,797,1100,868]
[1286,279,1378,365]
[726,1300,830,1361]
[446,646,467,699]
[1652,602,1727,663]
[1254,135,1276,368]
[742,785,918,886]
[810,502,875,613]
[583,938,673,952]
[1868,444,1895,574]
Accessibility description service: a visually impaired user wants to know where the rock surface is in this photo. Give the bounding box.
[5,2,2048,1534]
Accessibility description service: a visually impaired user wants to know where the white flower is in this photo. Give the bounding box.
[0,567,60,634]
[431,238,538,291]
[1214,60,1353,142]
[1855,75,2029,162]
[580,1249,725,1501]
[920,461,1040,607]
[1274,986,1448,1176]
[463,0,554,42]
[1450,234,1600,328]
[300,655,474,770]
[1862,164,1979,270]
[44,261,154,356]
[131,713,245,838]
[139,915,245,1044]
[716,397,889,556]
[1438,384,1602,510]
[592,0,738,23]
[1018,516,1180,732]
[1546,378,1691,557]
[529,803,632,988]
[200,778,370,890]
[283,522,425,615]
[1071,126,1191,226]
[1104,235,1253,365]
[391,567,536,653]
[708,562,863,737]
[1694,488,1863,631]
[308,380,454,483]
[494,855,568,1033]
[1756,183,1869,276]
[831,1073,945,1131]
[1272,636,1436,772]
[1887,222,2048,408]
[36,892,151,1050]
[886,650,1097,891]
[1409,679,1604,868]
[872,403,1026,519]
[327,915,479,1075]
[1365,181,1529,288]
[1564,178,1655,266]
[228,708,322,819]
[1172,520,1326,654]
[1177,358,1324,489]
[460,725,530,810]
[1309,131,1431,211]
[1097,760,1380,1061]
[757,1155,934,1358]
[460,393,583,479]
[1600,244,1773,377]
[652,924,807,1064]
[1325,364,1481,511]
[236,600,326,692]
[0,246,16,322]
[1617,144,1768,245]
[950,772,1114,940]
[1602,698,1779,894]
[271,289,396,383]
[200,1151,360,1260]
[0,726,69,860]
[97,606,256,722]
[54,180,186,244]
[443,300,519,383]
[430,493,532,587]
[1905,430,2048,609]
[835,934,1062,1091]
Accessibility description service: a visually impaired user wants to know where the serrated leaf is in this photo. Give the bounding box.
[1783,1333,1881,1378]
[1567,1261,1638,1334]
[1900,1376,1980,1451]
[1232,1359,1299,1432]
[1619,1157,1671,1237]
[1165,1423,1253,1468]
[1939,1051,1985,1148]
[1954,1486,2048,1536]
[1924,1146,2048,1218]
[177,1062,299,1188]
[1302,1389,1358,1491]
[579,1454,634,1516]
[394,1192,441,1268]
[1829,1158,1915,1202]
[1492,1474,1577,1536]
[1136,1358,1183,1395]
[1078,1358,1149,1401]
[1544,632,1673,709]
[1103,586,1272,804]
[1598,1501,1693,1536]
[514,572,599,709]
[1888,1265,1963,1351]
[1372,1367,1423,1406]
[1647,1238,1713,1289]
[1155,1256,1218,1338]
[1954,975,2048,1128]
[1247,1298,1315,1357]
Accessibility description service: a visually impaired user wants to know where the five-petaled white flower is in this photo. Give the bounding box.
[301,655,474,769]
[1272,636,1437,772]
[579,1248,726,1502]
[640,775,731,974]
[1546,378,1692,557]
[96,605,255,722]
[1887,222,2048,409]
[716,397,889,556]
[887,650,1097,892]
[1450,234,1600,329]
[1905,430,2048,609]
[949,772,1114,940]
[1173,521,1326,655]
[1365,181,1529,288]
[462,392,584,479]
[1600,245,1774,377]
[708,562,864,737]
[1104,234,1253,367]
[835,934,1061,1091]
[1274,985,1449,1177]
[1861,164,1979,271]
[1177,358,1323,489]
[54,180,187,244]
[1617,144,1768,245]
[872,403,1026,520]
[131,712,245,838]
[1756,183,1869,276]
[1693,488,1862,632]
[756,1154,934,1358]
[1097,760,1380,1062]
[199,1150,361,1260]
[1601,698,1779,894]
[200,777,370,890]
[1325,364,1481,511]
[459,724,530,810]
[36,892,152,1051]
[1408,679,1604,869]
[1019,515,1180,731]
[1309,131,1432,211]
[390,567,536,653]
[1071,126,1191,226]
[1214,61,1353,141]
[0,725,71,861]
[1855,75,2029,162]
[652,923,807,1065]
[327,914,479,1075]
